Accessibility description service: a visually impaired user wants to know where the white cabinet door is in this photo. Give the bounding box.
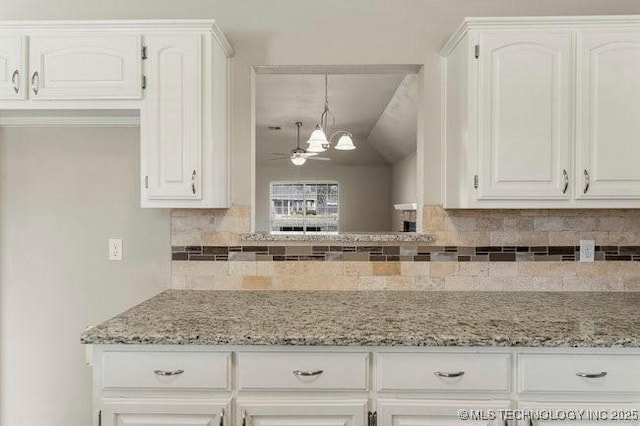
[141,33,203,204]
[577,31,640,200]
[238,400,368,426]
[477,31,572,200]
[28,33,142,99]
[101,399,228,426]
[378,400,511,426]
[0,35,26,100]
[517,402,640,425]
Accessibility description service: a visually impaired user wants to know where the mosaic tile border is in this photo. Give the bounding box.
[172,245,640,262]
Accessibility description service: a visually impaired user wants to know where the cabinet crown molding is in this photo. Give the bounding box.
[0,19,234,56]
[441,14,640,56]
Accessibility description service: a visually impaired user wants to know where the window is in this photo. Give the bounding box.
[270,182,339,234]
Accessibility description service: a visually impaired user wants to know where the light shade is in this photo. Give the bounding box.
[291,155,307,166]
[306,126,328,153]
[334,134,356,150]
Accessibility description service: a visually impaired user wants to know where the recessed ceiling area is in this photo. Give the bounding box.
[255,69,417,167]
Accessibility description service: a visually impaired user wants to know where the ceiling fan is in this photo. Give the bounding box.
[270,121,331,166]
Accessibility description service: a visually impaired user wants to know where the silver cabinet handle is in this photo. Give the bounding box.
[219,408,225,426]
[576,371,607,378]
[434,370,465,378]
[242,410,247,426]
[153,369,184,376]
[293,369,324,377]
[562,169,569,194]
[11,70,19,94]
[191,169,197,194]
[31,71,39,95]
[583,169,590,194]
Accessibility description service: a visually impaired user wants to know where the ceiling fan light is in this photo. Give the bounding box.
[334,134,356,150]
[291,155,307,166]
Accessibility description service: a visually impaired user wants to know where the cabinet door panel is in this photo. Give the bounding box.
[0,35,26,100]
[517,403,640,426]
[378,400,511,426]
[28,33,141,99]
[141,33,202,203]
[101,399,227,426]
[577,31,640,199]
[477,31,571,200]
[238,401,367,426]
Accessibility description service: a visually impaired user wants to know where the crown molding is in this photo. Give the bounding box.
[440,15,640,57]
[0,19,234,57]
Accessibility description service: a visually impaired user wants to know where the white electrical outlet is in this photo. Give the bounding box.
[580,239,595,262]
[108,238,123,261]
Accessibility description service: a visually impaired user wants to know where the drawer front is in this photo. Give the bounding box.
[102,351,230,390]
[237,352,368,391]
[519,354,640,394]
[377,352,511,392]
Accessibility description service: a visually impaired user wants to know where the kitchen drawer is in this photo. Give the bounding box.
[518,354,640,394]
[236,352,368,391]
[102,350,230,390]
[377,352,511,392]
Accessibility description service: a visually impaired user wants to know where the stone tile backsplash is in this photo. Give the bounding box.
[170,205,640,291]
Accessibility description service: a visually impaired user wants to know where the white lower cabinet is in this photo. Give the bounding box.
[237,400,368,426]
[378,400,511,426]
[91,348,640,426]
[101,398,229,426]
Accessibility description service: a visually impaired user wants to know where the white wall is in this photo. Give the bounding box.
[256,163,391,232]
[0,127,170,426]
[391,151,418,230]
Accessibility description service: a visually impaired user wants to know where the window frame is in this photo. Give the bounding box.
[269,180,340,235]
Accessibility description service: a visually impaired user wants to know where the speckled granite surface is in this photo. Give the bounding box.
[81,290,640,347]
[240,232,434,243]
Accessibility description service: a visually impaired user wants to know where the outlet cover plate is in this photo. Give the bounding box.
[108,238,123,261]
[580,239,595,262]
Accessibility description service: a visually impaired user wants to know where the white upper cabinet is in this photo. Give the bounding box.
[140,29,231,208]
[442,17,640,208]
[0,21,232,209]
[141,34,203,202]
[577,30,640,200]
[477,31,571,201]
[28,33,142,100]
[0,35,26,100]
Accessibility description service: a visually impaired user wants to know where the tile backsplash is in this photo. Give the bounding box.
[170,205,640,291]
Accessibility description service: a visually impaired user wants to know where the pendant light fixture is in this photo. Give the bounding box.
[306,73,356,152]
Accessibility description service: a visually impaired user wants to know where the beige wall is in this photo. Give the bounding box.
[256,163,391,233]
[0,127,170,426]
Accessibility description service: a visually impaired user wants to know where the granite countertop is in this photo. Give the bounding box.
[81,290,640,347]
[240,232,434,243]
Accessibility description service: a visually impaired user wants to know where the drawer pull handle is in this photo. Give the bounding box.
[434,370,465,378]
[220,408,225,426]
[576,371,607,379]
[153,369,184,376]
[242,410,247,426]
[293,369,324,377]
